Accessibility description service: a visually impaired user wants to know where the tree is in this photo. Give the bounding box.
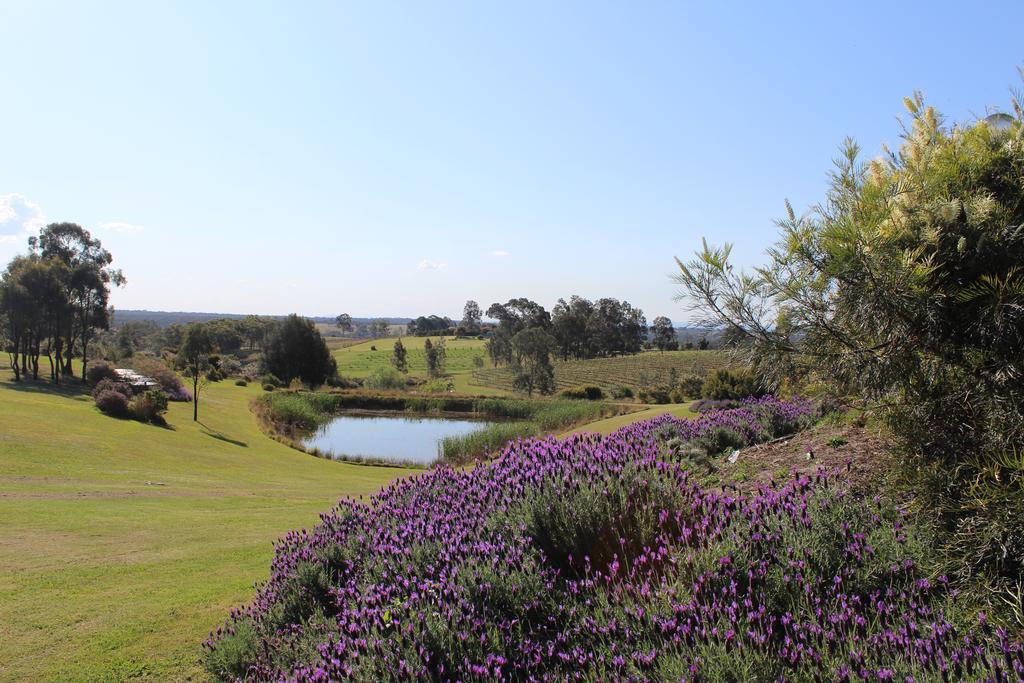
[176,323,214,422]
[551,296,594,360]
[486,327,514,366]
[486,298,550,337]
[335,313,353,335]
[651,316,676,352]
[407,315,452,337]
[368,319,390,338]
[510,327,556,397]
[697,337,709,351]
[29,222,124,380]
[462,300,482,333]
[673,90,1024,579]
[262,314,337,388]
[424,337,447,378]
[392,338,408,373]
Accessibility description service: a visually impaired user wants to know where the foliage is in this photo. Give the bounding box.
[700,368,762,400]
[363,367,407,391]
[85,361,118,386]
[206,410,1022,681]
[423,337,446,379]
[673,88,1024,583]
[418,378,453,393]
[390,338,407,373]
[559,385,604,400]
[262,315,337,388]
[406,315,452,337]
[677,372,704,398]
[0,222,125,383]
[461,300,482,334]
[334,313,353,335]
[93,379,133,417]
[610,385,633,399]
[510,327,555,396]
[650,315,676,351]
[129,389,169,424]
[550,295,648,360]
[176,323,214,421]
[126,355,186,395]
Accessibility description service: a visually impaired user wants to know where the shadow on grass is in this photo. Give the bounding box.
[1,374,93,401]
[199,422,248,447]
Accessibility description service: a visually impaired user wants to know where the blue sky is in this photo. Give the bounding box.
[2,1,1022,320]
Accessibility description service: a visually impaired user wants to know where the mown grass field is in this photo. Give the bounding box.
[332,337,489,379]
[0,359,413,682]
[563,403,697,436]
[470,349,727,394]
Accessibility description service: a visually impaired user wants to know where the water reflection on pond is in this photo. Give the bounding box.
[300,413,494,465]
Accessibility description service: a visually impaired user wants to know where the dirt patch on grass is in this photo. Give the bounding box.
[719,422,893,493]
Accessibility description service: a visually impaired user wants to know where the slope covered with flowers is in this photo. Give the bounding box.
[205,398,1023,681]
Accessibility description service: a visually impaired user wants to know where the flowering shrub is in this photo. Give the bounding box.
[94,389,130,417]
[205,402,1023,681]
[165,386,192,402]
[92,379,132,417]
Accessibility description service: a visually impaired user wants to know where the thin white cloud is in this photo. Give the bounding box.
[491,249,510,257]
[100,221,145,234]
[418,259,448,270]
[0,193,45,243]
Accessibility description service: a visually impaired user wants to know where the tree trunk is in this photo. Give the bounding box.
[193,374,199,421]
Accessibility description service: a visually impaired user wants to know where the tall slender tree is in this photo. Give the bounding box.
[392,338,408,373]
[176,323,214,422]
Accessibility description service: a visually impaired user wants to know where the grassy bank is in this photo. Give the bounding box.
[0,360,411,681]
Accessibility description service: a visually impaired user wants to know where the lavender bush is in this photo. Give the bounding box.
[205,401,1023,681]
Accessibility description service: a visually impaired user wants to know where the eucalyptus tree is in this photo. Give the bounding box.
[29,222,124,379]
[177,323,214,422]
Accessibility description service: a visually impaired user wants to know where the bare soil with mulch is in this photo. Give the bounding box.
[719,421,894,493]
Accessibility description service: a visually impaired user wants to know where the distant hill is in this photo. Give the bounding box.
[111,310,413,328]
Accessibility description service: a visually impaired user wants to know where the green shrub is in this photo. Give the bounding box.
[265,392,340,430]
[678,373,704,398]
[700,368,762,400]
[610,385,634,399]
[642,386,672,404]
[262,383,276,392]
[420,378,454,393]
[364,367,407,391]
[129,389,169,424]
[560,386,604,400]
[234,378,248,387]
[201,617,258,681]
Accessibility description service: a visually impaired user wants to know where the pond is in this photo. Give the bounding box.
[300,413,495,465]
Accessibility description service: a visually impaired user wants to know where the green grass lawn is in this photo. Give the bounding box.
[470,349,726,394]
[332,336,488,378]
[562,403,697,436]
[0,360,412,682]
